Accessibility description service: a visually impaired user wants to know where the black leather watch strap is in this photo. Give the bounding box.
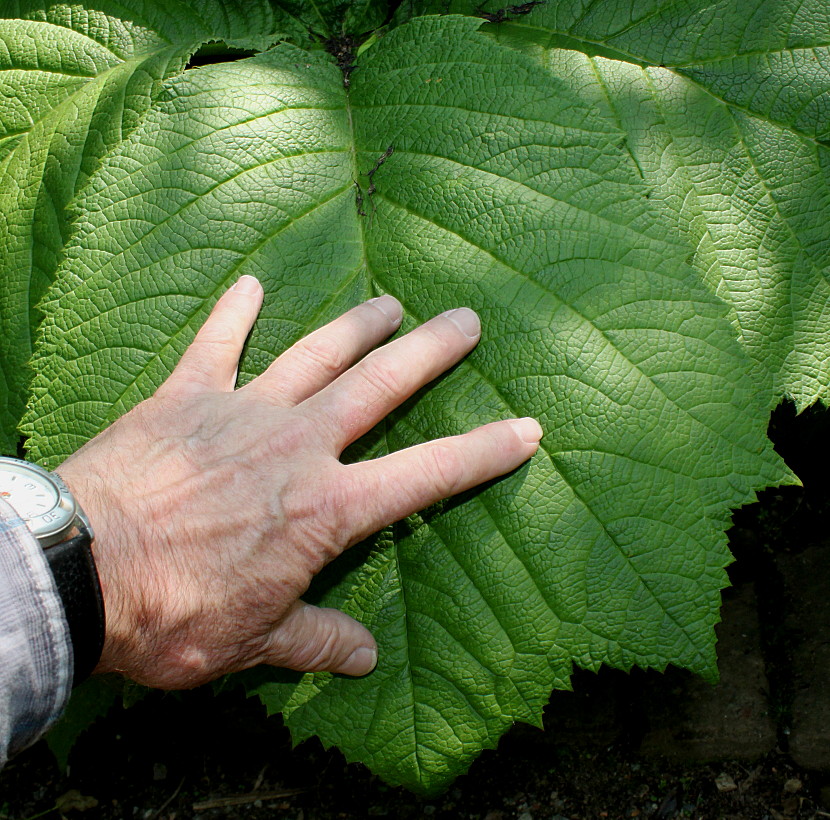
[44,523,106,686]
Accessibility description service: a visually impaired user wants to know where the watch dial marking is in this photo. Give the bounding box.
[0,466,60,521]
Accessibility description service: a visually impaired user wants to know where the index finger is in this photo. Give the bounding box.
[343,417,543,547]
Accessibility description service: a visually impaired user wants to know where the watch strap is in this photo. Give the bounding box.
[44,523,105,686]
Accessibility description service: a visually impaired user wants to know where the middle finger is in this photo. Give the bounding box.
[304,307,481,454]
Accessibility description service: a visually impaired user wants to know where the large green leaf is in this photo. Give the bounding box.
[399,0,830,409]
[13,2,802,791]
[0,0,830,791]
[0,0,325,452]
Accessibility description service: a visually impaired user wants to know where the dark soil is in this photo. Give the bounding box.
[2,402,829,820]
[1,686,828,820]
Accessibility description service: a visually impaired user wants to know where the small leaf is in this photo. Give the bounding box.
[45,678,118,771]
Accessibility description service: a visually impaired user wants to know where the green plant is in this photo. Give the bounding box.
[2,0,826,795]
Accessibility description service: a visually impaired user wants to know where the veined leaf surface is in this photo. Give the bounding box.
[0,0,311,451]
[402,0,830,408]
[5,0,812,794]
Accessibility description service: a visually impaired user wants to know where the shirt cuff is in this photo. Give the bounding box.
[0,496,73,767]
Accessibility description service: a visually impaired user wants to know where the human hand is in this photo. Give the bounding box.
[56,276,543,689]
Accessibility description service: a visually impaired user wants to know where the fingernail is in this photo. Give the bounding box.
[367,294,403,326]
[231,275,261,295]
[442,307,480,340]
[339,646,377,676]
[509,417,544,444]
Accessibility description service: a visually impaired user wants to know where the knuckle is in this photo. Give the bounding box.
[315,470,352,519]
[163,324,240,392]
[196,320,239,350]
[295,336,348,379]
[280,476,320,523]
[132,392,188,435]
[292,627,342,672]
[424,322,459,354]
[174,359,214,391]
[280,474,350,570]
[263,416,311,459]
[422,442,465,498]
[358,355,406,400]
[267,608,348,673]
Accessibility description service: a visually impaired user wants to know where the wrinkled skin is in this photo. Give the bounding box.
[58,276,543,689]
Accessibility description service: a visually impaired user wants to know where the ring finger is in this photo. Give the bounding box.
[241,294,403,406]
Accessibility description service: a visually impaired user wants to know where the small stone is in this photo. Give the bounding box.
[56,790,99,812]
[517,813,533,820]
[782,796,801,814]
[783,778,802,793]
[715,773,738,792]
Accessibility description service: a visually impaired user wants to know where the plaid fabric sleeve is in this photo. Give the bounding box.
[0,497,72,769]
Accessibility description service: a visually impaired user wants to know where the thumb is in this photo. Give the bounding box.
[265,601,378,677]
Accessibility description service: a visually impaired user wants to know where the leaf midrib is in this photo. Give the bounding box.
[342,58,426,779]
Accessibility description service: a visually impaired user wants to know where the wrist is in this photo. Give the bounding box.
[0,456,105,684]
[58,461,199,686]
[55,462,143,677]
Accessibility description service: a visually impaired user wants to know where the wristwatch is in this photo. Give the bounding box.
[0,456,105,685]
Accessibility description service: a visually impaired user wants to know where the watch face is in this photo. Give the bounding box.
[0,458,75,543]
[0,467,59,519]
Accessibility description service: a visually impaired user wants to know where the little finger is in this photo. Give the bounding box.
[160,275,263,395]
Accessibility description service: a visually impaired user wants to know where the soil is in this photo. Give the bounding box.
[1,688,828,820]
[1,402,829,820]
